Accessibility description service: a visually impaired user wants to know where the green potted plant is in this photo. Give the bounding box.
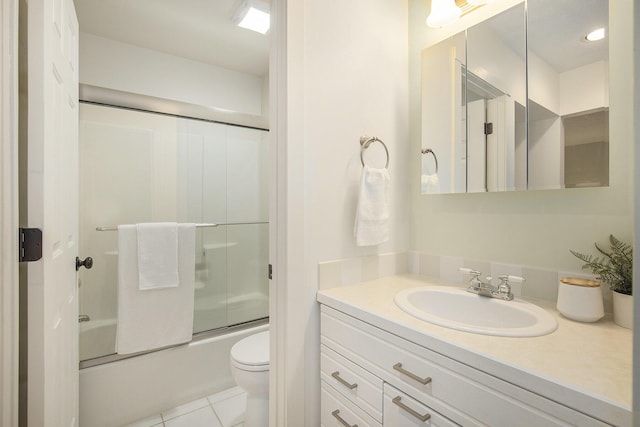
[570,235,632,329]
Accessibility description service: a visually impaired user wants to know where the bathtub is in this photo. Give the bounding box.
[79,322,268,427]
[79,318,117,361]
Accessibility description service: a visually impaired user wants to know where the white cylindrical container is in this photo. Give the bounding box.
[556,278,604,322]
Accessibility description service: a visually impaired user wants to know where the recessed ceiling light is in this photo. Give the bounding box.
[585,27,605,42]
[233,0,270,35]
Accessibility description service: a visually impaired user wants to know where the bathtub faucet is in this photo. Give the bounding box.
[78,314,91,322]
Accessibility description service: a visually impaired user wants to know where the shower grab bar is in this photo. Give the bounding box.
[96,222,268,231]
[421,148,439,173]
[360,135,390,169]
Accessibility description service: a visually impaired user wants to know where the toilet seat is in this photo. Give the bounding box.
[230,330,269,372]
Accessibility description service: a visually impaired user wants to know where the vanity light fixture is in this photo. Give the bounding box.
[427,0,462,28]
[585,27,605,42]
[466,0,493,5]
[233,0,270,34]
[427,0,491,28]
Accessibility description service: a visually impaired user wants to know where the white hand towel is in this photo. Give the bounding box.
[116,223,196,355]
[421,173,440,194]
[136,222,179,290]
[354,166,390,246]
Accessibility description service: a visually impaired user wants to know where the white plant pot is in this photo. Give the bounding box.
[612,291,633,329]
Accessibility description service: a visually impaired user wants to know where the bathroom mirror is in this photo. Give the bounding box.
[420,0,609,194]
[527,0,609,190]
[466,3,526,192]
[420,32,466,194]
[421,3,526,194]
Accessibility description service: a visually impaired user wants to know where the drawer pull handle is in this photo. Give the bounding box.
[393,363,432,385]
[332,409,358,427]
[392,396,432,422]
[331,371,358,390]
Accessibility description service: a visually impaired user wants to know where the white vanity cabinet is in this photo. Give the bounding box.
[320,305,612,427]
[321,344,383,421]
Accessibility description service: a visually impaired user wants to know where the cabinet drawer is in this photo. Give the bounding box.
[322,380,382,427]
[321,307,609,427]
[321,344,383,422]
[384,383,459,427]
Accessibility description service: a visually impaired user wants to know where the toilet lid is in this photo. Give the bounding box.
[231,331,269,369]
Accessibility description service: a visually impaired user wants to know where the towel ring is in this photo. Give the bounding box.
[421,148,438,173]
[360,136,390,169]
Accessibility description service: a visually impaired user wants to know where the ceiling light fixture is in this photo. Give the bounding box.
[585,27,605,42]
[427,0,462,28]
[233,0,270,35]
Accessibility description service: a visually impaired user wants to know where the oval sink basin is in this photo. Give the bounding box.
[394,286,558,337]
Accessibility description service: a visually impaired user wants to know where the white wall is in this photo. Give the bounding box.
[410,0,633,276]
[303,1,410,261]
[277,0,409,424]
[79,32,267,118]
[529,57,609,117]
[303,0,409,421]
[528,52,561,114]
[559,61,609,116]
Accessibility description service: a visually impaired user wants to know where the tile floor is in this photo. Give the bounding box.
[123,386,246,427]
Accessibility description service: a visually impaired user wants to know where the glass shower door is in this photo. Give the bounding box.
[78,103,269,362]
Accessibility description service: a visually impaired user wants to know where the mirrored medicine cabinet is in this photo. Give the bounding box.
[420,0,609,195]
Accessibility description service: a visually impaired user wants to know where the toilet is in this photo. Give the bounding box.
[230,330,269,427]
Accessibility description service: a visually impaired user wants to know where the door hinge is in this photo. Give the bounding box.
[484,122,494,135]
[19,228,43,262]
[268,264,273,280]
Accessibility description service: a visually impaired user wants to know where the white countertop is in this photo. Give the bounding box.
[317,274,632,425]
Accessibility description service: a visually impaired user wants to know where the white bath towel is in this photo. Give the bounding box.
[354,166,390,246]
[136,222,179,290]
[116,223,196,355]
[421,173,440,194]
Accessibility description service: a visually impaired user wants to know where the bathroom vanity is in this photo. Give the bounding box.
[317,275,631,426]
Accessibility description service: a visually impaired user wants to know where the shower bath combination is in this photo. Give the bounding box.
[77,102,270,426]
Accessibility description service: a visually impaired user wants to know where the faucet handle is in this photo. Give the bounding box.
[496,275,525,298]
[459,268,481,278]
[460,268,483,289]
[498,275,525,284]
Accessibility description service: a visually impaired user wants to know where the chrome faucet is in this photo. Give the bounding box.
[459,268,524,301]
[78,314,91,322]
